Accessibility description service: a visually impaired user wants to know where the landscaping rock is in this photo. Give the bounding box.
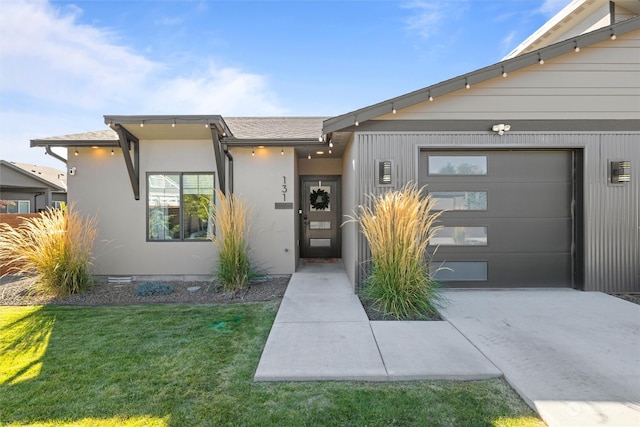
[136,282,174,297]
[0,275,289,306]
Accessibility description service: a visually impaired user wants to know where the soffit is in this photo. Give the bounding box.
[103,116,327,141]
[505,0,640,59]
[30,116,338,158]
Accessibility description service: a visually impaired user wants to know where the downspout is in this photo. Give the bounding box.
[33,192,45,213]
[223,144,234,193]
[45,146,67,164]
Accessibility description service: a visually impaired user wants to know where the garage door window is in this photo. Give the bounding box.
[431,191,487,211]
[430,226,488,246]
[432,261,488,281]
[428,156,487,175]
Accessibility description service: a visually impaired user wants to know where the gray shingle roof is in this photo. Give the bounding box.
[4,161,67,191]
[34,117,327,143]
[38,129,118,141]
[224,117,326,140]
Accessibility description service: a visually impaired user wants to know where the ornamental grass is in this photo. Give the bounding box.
[0,203,98,296]
[351,182,445,319]
[210,190,257,291]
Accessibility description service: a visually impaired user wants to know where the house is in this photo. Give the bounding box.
[31,0,639,292]
[0,160,67,213]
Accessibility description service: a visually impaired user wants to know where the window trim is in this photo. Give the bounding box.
[146,172,215,242]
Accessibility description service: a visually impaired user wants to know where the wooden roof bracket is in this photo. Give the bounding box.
[114,124,140,200]
[210,126,226,195]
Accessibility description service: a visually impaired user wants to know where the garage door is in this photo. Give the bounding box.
[419,150,575,288]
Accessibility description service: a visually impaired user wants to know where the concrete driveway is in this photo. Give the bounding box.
[441,289,640,427]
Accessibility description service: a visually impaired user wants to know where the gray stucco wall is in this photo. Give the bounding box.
[351,131,639,292]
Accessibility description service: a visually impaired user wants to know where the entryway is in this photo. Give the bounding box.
[300,176,341,258]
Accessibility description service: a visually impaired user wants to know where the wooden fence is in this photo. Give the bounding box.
[0,213,41,276]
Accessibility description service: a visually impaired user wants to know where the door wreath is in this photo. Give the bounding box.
[310,188,330,210]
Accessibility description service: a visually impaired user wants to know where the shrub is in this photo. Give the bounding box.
[210,190,257,291]
[349,182,445,319]
[0,203,98,296]
[136,282,174,296]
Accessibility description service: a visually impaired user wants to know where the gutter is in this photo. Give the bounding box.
[45,146,67,164]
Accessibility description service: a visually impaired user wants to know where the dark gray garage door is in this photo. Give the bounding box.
[419,150,575,288]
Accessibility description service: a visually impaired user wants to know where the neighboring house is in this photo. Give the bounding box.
[31,0,639,292]
[0,160,67,213]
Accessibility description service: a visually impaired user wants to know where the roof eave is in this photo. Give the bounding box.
[322,16,640,134]
[103,114,233,138]
[225,138,323,147]
[30,139,119,148]
[503,0,590,60]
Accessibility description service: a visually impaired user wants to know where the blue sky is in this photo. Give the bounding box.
[1,0,570,168]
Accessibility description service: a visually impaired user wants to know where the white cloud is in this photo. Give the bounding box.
[0,0,284,166]
[538,0,572,17]
[402,0,465,40]
[500,31,518,54]
[146,66,285,115]
[0,0,283,113]
[0,0,158,109]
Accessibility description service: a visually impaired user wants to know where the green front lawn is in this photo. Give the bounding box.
[0,303,544,427]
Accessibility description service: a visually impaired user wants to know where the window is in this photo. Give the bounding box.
[428,155,487,175]
[429,226,488,246]
[147,173,214,241]
[431,261,488,281]
[431,191,487,211]
[0,200,30,213]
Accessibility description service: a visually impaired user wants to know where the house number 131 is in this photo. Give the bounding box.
[282,176,287,201]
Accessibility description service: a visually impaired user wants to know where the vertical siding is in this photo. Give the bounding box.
[354,134,418,289]
[584,134,639,291]
[354,132,640,292]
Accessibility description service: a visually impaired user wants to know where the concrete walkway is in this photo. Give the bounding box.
[254,260,500,381]
[255,260,640,427]
[441,289,640,427]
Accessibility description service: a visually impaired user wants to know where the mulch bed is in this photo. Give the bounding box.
[2,274,637,311]
[0,275,289,306]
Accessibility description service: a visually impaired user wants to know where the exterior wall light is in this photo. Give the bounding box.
[492,124,511,135]
[377,160,393,186]
[611,161,631,184]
